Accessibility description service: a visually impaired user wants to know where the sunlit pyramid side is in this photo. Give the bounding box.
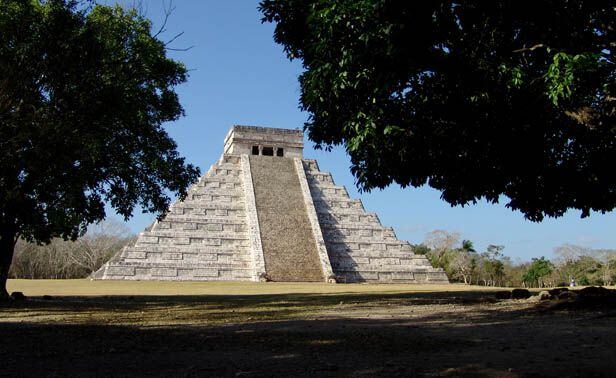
[94,125,449,283]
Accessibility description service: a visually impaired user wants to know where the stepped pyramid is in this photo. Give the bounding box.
[94,126,448,283]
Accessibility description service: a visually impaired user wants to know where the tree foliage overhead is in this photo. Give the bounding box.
[0,0,199,297]
[260,0,615,221]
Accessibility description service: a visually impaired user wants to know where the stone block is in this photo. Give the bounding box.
[157,222,171,229]
[203,238,222,246]
[151,268,177,277]
[370,258,400,265]
[207,224,223,231]
[163,253,183,260]
[173,237,190,245]
[360,229,373,237]
[357,271,379,280]
[139,236,159,244]
[193,268,219,277]
[177,269,194,278]
[126,252,147,259]
[182,223,198,230]
[392,272,414,280]
[107,266,135,276]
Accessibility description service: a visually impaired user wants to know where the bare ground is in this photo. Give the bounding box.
[1,280,615,377]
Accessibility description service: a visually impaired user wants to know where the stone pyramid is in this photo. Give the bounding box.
[94,126,448,283]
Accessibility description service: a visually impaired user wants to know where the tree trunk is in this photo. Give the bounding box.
[0,228,17,300]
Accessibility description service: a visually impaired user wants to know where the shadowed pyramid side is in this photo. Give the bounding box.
[303,159,449,283]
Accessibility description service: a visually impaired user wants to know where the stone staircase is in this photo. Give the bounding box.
[303,159,449,283]
[249,156,324,281]
[93,154,254,281]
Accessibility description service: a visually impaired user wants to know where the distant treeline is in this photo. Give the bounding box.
[413,230,616,288]
[9,220,134,279]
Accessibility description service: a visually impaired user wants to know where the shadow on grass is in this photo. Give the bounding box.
[0,290,501,313]
[1,290,615,377]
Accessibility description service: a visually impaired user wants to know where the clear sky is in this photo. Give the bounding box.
[109,1,616,261]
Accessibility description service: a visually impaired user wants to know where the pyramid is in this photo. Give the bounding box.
[94,126,448,283]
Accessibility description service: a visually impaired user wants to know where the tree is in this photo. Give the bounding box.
[461,240,476,253]
[595,249,616,286]
[522,257,554,288]
[411,243,430,255]
[552,244,612,285]
[0,0,200,299]
[447,239,477,284]
[480,245,506,286]
[71,218,134,275]
[260,1,616,221]
[10,218,133,279]
[449,249,475,285]
[423,229,460,268]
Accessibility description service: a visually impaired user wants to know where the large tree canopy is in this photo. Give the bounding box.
[0,0,200,298]
[260,0,615,221]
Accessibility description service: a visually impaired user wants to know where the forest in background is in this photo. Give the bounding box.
[414,230,616,288]
[9,220,135,279]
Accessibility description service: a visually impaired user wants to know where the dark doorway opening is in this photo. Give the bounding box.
[262,147,274,156]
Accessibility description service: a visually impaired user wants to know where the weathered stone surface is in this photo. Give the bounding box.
[94,145,255,281]
[303,159,449,283]
[250,155,324,282]
[94,125,449,284]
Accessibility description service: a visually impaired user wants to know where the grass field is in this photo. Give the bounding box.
[2,280,615,377]
[7,279,494,296]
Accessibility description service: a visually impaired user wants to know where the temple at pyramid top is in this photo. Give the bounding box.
[94,125,448,284]
[224,125,304,158]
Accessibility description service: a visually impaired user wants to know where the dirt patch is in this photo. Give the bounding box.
[1,281,615,377]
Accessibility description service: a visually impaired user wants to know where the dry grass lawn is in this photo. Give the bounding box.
[1,280,615,377]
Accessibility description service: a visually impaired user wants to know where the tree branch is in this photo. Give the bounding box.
[513,44,545,53]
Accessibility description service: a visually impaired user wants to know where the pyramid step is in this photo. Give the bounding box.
[190,187,244,196]
[201,176,241,184]
[221,154,242,164]
[320,223,396,232]
[214,162,242,170]
[156,222,247,233]
[102,264,253,281]
[145,229,248,238]
[196,181,242,189]
[316,208,368,216]
[306,181,343,190]
[127,244,251,254]
[325,240,412,252]
[114,260,252,269]
[317,212,380,224]
[329,250,422,259]
[334,270,449,283]
[171,202,245,211]
[161,215,246,224]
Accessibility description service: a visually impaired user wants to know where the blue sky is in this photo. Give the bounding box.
[109,1,616,261]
